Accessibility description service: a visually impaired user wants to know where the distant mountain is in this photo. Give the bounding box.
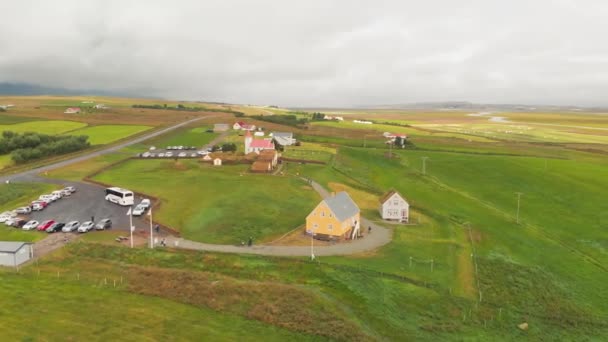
[0,82,145,98]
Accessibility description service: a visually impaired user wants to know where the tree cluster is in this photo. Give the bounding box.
[252,114,308,128]
[311,112,326,121]
[132,104,244,116]
[210,143,237,152]
[0,131,90,164]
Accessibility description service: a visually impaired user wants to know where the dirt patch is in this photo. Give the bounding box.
[456,229,476,299]
[266,228,334,247]
[32,233,80,260]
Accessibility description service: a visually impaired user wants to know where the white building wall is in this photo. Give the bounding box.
[380,193,409,222]
[0,245,32,267]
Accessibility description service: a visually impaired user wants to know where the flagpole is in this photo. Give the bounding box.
[129,206,134,248]
[149,206,153,249]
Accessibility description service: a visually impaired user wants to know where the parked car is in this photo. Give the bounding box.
[77,221,95,233]
[11,218,27,228]
[95,218,112,230]
[52,190,64,199]
[62,221,80,232]
[165,152,173,158]
[46,222,65,233]
[158,153,165,157]
[31,200,48,209]
[149,146,156,150]
[50,193,61,201]
[65,186,76,193]
[15,206,31,214]
[39,194,55,203]
[142,152,151,158]
[22,220,39,231]
[139,199,151,209]
[149,153,156,157]
[61,189,72,196]
[190,153,197,157]
[37,220,56,231]
[0,214,11,223]
[178,152,187,157]
[132,205,146,216]
[31,202,45,211]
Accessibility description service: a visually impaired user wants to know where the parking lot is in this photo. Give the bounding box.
[136,145,211,159]
[8,180,150,234]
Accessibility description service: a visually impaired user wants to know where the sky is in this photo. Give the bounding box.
[1,0,608,107]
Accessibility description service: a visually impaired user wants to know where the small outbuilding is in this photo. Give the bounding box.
[214,123,229,132]
[213,158,222,166]
[64,107,81,114]
[379,190,409,223]
[0,242,33,267]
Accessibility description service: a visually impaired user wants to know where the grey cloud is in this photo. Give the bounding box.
[2,0,608,106]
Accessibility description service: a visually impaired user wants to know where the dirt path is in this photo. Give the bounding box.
[32,233,80,260]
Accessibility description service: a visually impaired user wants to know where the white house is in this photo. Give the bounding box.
[271,132,296,147]
[379,190,409,223]
[64,107,81,114]
[213,158,222,166]
[0,242,33,267]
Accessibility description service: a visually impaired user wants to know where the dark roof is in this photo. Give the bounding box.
[0,241,31,253]
[324,192,359,221]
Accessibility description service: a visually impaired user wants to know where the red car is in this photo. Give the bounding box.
[31,200,49,208]
[37,220,56,231]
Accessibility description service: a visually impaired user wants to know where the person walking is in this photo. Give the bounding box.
[368,226,372,234]
[247,237,252,247]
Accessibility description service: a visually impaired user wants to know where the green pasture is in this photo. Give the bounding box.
[92,160,319,243]
[0,114,38,124]
[0,120,86,135]
[66,125,151,145]
[146,126,218,148]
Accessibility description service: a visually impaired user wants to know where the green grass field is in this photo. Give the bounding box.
[0,120,87,135]
[146,126,219,148]
[66,124,152,145]
[92,160,319,243]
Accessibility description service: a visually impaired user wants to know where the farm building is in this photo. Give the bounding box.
[251,160,273,173]
[379,190,409,223]
[64,107,81,114]
[271,132,296,147]
[213,158,222,166]
[214,123,229,132]
[233,122,256,131]
[251,150,278,173]
[0,242,33,267]
[306,192,360,240]
[244,131,275,154]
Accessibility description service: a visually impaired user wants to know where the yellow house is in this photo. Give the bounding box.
[306,191,360,239]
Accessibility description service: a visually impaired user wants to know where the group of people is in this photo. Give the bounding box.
[241,237,254,247]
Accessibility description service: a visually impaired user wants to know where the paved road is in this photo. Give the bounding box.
[164,179,393,257]
[0,117,204,183]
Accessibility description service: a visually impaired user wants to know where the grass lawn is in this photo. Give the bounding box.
[92,160,319,243]
[67,124,152,145]
[0,113,37,124]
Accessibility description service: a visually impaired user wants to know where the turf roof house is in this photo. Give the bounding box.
[306,191,361,240]
[244,130,275,154]
[379,190,409,223]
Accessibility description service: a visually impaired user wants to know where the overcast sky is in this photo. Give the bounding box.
[2,0,608,107]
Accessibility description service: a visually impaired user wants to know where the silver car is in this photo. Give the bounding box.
[62,221,80,232]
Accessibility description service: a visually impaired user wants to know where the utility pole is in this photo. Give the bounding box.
[516,192,523,224]
[421,156,429,175]
[310,228,315,261]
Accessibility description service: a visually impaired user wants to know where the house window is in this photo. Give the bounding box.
[328,224,333,230]
[321,211,325,217]
[393,200,399,206]
[313,223,318,228]
[329,213,333,218]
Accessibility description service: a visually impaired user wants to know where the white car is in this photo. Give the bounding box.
[32,203,44,211]
[39,194,55,203]
[149,146,156,151]
[60,189,71,197]
[50,193,61,201]
[0,214,11,223]
[197,150,209,156]
[165,152,173,158]
[52,190,64,199]
[142,152,151,158]
[139,199,151,209]
[190,153,197,157]
[77,221,95,233]
[62,221,80,232]
[5,217,15,226]
[158,153,165,157]
[65,186,76,193]
[15,207,31,214]
[132,205,146,216]
[178,152,187,157]
[22,220,39,231]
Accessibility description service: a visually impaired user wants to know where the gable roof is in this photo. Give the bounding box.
[250,139,274,149]
[379,190,407,204]
[0,241,31,253]
[272,132,293,138]
[251,160,272,171]
[323,191,359,222]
